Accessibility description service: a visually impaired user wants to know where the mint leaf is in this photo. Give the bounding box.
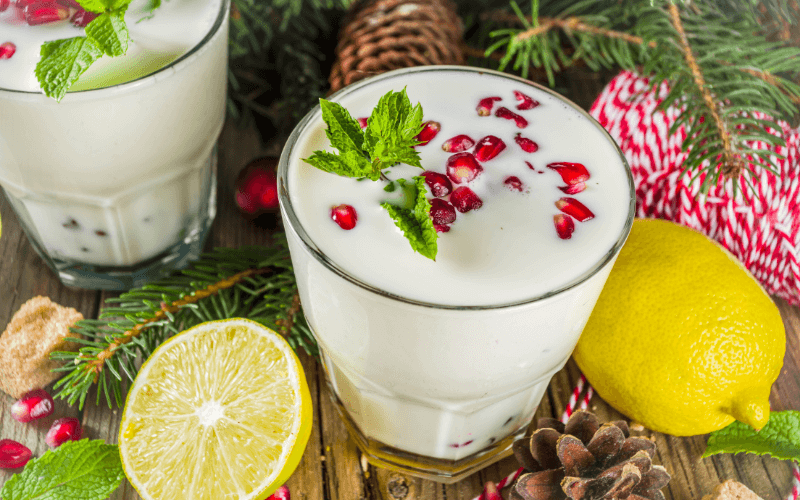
[303,150,378,180]
[85,12,129,57]
[381,177,437,260]
[703,410,800,461]
[35,37,103,102]
[77,0,131,13]
[364,88,424,169]
[0,439,124,500]
[319,99,365,154]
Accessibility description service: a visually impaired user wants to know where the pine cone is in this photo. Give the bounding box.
[510,411,670,500]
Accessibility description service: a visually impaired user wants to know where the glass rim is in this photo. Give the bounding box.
[0,0,230,97]
[278,65,636,311]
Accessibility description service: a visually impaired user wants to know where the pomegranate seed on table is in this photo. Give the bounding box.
[441,134,475,153]
[504,176,524,192]
[514,133,539,153]
[513,90,540,110]
[0,439,32,469]
[267,485,291,500]
[547,162,590,185]
[449,186,483,213]
[46,417,83,448]
[24,1,69,25]
[476,97,502,116]
[415,120,440,145]
[0,42,16,60]
[446,153,483,184]
[429,198,456,225]
[70,9,98,27]
[331,204,357,230]
[559,182,586,194]
[495,107,528,128]
[554,214,575,239]
[473,135,506,162]
[420,170,453,197]
[555,197,595,222]
[11,388,55,423]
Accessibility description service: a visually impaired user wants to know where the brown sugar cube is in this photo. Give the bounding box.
[702,480,764,500]
[0,296,83,398]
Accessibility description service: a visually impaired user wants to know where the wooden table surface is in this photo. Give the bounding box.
[1,82,799,500]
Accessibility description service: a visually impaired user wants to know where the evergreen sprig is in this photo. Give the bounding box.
[50,239,317,410]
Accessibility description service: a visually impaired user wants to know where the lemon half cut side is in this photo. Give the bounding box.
[119,318,312,500]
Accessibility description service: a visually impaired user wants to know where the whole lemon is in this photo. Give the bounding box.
[574,218,785,436]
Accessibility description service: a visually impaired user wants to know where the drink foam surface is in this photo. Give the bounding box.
[287,69,632,307]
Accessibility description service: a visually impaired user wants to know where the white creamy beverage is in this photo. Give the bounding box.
[280,67,634,480]
[0,0,227,287]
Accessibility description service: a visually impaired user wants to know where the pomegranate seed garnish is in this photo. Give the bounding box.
[449,439,474,448]
[267,485,291,500]
[473,135,506,162]
[513,90,540,110]
[446,153,483,184]
[46,417,82,448]
[24,1,69,25]
[495,107,528,128]
[514,133,539,153]
[421,170,453,197]
[415,120,440,145]
[0,0,9,11]
[441,134,475,153]
[547,162,590,185]
[450,187,483,213]
[554,214,575,240]
[235,157,279,215]
[331,204,357,230]
[429,198,456,225]
[559,182,586,194]
[434,224,450,233]
[555,197,594,222]
[504,176,524,192]
[70,9,98,27]
[483,481,503,500]
[477,97,502,116]
[11,388,54,423]
[357,117,368,129]
[0,440,32,469]
[0,42,16,60]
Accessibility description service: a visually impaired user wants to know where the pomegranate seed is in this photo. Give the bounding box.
[514,133,539,153]
[495,107,528,128]
[70,9,98,27]
[11,388,54,423]
[555,197,594,222]
[0,440,32,469]
[267,485,291,500]
[441,134,475,153]
[434,224,450,233]
[430,198,456,225]
[449,439,474,448]
[450,187,483,213]
[0,0,9,11]
[420,171,453,197]
[357,117,368,129]
[446,153,483,184]
[547,162,590,185]
[504,176,524,192]
[473,135,506,162]
[331,204,357,230]
[0,42,15,60]
[477,97,502,116]
[235,157,279,215]
[24,2,69,25]
[46,417,82,448]
[513,90,540,110]
[559,182,586,194]
[554,214,575,239]
[483,481,503,500]
[415,121,440,146]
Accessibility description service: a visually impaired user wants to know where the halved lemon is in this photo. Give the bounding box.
[119,318,312,500]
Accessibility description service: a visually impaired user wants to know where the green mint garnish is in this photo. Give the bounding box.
[303,89,438,260]
[0,439,124,500]
[703,410,800,461]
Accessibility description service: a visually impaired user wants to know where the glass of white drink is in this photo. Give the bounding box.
[0,0,228,289]
[278,66,635,481]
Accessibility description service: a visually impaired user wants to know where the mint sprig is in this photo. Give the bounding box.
[0,439,124,500]
[382,177,438,260]
[703,410,800,461]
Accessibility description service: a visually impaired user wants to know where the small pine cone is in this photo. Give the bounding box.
[512,410,670,500]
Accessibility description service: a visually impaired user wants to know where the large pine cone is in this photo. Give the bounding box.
[510,411,670,500]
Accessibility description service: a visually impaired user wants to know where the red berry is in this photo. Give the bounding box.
[331,204,357,230]
[446,153,483,184]
[357,117,368,129]
[46,417,82,448]
[554,214,575,239]
[504,176,524,192]
[450,187,483,213]
[495,107,528,128]
[415,121,440,146]
[0,42,16,60]
[513,90,540,110]
[514,133,538,153]
[473,135,506,162]
[0,0,9,11]
[555,197,594,222]
[0,440,32,469]
[420,171,453,197]
[441,134,475,153]
[11,388,54,423]
[267,485,291,500]
[483,481,503,500]
[70,9,98,27]
[429,198,456,225]
[477,97,502,116]
[547,162,590,185]
[24,1,69,25]
[434,224,450,233]
[235,157,279,216]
